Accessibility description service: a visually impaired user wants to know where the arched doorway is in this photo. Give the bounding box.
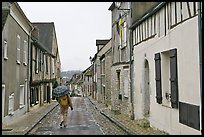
[143,59,150,117]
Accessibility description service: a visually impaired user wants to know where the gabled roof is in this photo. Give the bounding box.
[32,22,55,55]
[2,2,33,32]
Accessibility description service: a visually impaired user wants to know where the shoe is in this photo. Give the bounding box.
[64,125,67,128]
[60,121,63,127]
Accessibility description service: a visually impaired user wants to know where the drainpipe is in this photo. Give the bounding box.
[129,2,134,120]
[28,26,34,112]
[129,28,134,120]
[197,2,202,133]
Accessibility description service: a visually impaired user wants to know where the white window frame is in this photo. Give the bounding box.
[44,54,46,72]
[41,51,43,71]
[20,85,25,109]
[2,84,5,117]
[17,35,21,64]
[8,93,14,116]
[52,58,55,74]
[122,21,127,48]
[23,40,27,66]
[36,48,39,74]
[3,40,8,60]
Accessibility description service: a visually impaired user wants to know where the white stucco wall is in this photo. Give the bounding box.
[133,15,201,135]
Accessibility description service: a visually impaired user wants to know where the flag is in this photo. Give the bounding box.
[117,14,123,39]
[119,17,122,38]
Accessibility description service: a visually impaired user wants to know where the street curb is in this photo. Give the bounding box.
[24,103,59,135]
[87,97,136,135]
[100,111,136,135]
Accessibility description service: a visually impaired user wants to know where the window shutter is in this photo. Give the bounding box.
[170,48,178,108]
[154,53,162,104]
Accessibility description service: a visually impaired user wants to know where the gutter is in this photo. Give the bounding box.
[129,2,166,30]
[197,2,202,133]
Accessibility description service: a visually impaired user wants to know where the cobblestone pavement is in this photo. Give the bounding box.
[27,97,127,135]
[87,97,169,135]
[85,97,128,135]
[2,96,169,135]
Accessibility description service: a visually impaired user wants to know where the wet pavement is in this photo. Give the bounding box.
[28,97,104,135]
[2,96,168,135]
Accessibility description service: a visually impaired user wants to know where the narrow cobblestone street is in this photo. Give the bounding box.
[27,97,128,135]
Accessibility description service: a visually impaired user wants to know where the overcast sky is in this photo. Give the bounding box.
[18,2,112,71]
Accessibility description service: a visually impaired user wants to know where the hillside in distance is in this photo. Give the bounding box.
[61,70,82,81]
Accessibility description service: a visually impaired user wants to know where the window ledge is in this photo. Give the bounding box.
[16,61,21,65]
[8,112,14,116]
[19,104,25,109]
[23,62,27,66]
[4,57,8,60]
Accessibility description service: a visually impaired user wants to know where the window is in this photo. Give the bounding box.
[52,58,55,74]
[41,51,43,71]
[3,40,8,60]
[38,49,40,72]
[39,51,41,71]
[8,93,14,116]
[121,46,127,62]
[44,54,46,72]
[124,69,129,98]
[155,49,178,108]
[161,51,171,107]
[46,56,48,74]
[122,21,127,47]
[20,85,25,108]
[30,88,35,106]
[23,40,27,65]
[2,84,5,117]
[17,35,21,64]
[101,59,105,93]
[117,70,121,93]
[35,47,39,74]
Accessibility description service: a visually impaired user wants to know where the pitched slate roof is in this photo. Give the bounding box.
[32,22,55,55]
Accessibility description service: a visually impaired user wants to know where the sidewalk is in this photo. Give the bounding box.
[2,97,168,135]
[2,101,58,135]
[87,97,169,135]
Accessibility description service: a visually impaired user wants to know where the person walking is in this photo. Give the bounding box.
[57,93,73,128]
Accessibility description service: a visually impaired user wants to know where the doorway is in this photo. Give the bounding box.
[143,59,150,117]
